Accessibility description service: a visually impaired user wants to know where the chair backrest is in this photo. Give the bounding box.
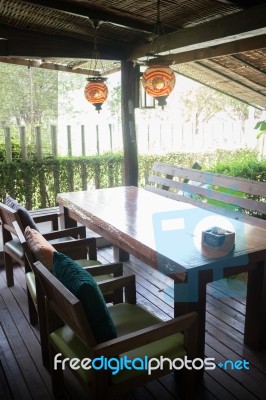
[12,221,36,272]
[33,260,97,349]
[0,202,24,242]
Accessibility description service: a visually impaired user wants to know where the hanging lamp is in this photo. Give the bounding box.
[142,0,175,109]
[84,21,108,112]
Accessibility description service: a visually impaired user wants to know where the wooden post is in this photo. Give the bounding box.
[4,127,12,162]
[81,125,86,156]
[35,126,42,160]
[51,125,58,157]
[96,124,100,155]
[67,125,72,156]
[19,126,27,160]
[121,61,138,186]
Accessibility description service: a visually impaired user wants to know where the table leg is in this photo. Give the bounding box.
[113,246,130,262]
[173,269,211,361]
[244,260,266,350]
[59,205,77,229]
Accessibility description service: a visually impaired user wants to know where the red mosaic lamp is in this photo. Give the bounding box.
[142,63,175,108]
[141,0,175,108]
[84,20,108,112]
[84,77,108,112]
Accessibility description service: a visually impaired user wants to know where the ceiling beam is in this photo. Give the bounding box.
[18,0,154,33]
[129,3,266,61]
[0,57,121,76]
[0,57,94,75]
[212,0,263,6]
[0,24,126,60]
[164,34,266,65]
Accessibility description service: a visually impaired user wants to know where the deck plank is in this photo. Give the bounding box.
[0,246,266,400]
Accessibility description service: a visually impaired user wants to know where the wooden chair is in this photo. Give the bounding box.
[13,221,124,369]
[0,202,86,287]
[33,259,199,400]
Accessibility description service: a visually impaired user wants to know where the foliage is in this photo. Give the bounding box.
[208,148,266,181]
[254,120,266,139]
[0,148,264,210]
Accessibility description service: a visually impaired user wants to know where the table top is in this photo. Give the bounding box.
[57,186,266,274]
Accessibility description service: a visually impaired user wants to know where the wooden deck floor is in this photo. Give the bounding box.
[1,246,266,400]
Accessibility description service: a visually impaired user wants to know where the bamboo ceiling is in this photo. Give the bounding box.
[0,0,265,109]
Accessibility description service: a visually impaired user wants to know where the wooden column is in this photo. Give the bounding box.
[121,60,139,187]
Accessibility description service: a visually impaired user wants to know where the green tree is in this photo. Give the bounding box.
[220,96,249,135]
[0,64,58,129]
[180,86,249,136]
[180,86,224,134]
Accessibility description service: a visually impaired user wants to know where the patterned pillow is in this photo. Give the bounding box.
[5,195,39,231]
[25,226,56,270]
[52,251,117,343]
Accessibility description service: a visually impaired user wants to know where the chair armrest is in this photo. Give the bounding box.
[52,237,97,260]
[43,226,86,240]
[30,207,60,230]
[94,312,198,357]
[33,214,59,222]
[84,262,123,277]
[97,274,136,303]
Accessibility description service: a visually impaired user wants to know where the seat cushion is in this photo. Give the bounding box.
[5,195,39,231]
[5,237,24,259]
[25,227,56,270]
[26,271,37,304]
[52,252,117,343]
[109,303,185,384]
[50,303,185,385]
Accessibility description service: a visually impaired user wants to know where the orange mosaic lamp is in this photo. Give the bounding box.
[142,64,175,108]
[84,77,108,112]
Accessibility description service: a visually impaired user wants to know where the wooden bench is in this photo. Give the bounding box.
[145,162,266,229]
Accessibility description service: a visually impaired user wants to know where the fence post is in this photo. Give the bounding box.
[96,124,100,155]
[67,125,72,156]
[51,125,58,157]
[109,123,113,152]
[147,124,150,152]
[4,127,12,162]
[81,125,86,156]
[19,126,27,160]
[35,126,42,160]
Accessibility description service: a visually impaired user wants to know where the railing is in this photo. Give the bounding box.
[1,124,120,161]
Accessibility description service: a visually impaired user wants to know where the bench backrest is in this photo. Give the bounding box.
[146,162,266,229]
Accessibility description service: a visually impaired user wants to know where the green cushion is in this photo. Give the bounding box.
[50,303,185,385]
[26,271,37,304]
[76,259,101,267]
[110,304,186,384]
[49,236,75,245]
[52,252,117,343]
[5,238,24,259]
[76,260,114,282]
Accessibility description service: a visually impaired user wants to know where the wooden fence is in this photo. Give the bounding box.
[1,123,120,161]
[1,117,263,161]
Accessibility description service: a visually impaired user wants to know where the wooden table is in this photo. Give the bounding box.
[57,186,266,359]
